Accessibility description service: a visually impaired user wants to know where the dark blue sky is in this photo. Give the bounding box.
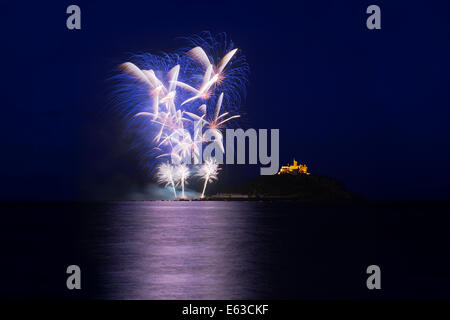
[1,1,450,200]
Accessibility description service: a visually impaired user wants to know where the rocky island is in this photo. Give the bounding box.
[207,159,361,202]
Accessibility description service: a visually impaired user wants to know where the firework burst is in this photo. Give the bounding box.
[156,163,177,199]
[196,159,220,198]
[111,32,249,198]
[174,164,190,198]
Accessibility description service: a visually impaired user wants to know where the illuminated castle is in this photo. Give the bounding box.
[278,159,310,175]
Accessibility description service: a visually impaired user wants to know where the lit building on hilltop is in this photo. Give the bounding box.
[277,159,310,175]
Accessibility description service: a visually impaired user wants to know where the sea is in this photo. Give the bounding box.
[1,201,449,299]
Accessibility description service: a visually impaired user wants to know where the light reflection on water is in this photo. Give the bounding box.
[84,201,450,299]
[89,201,270,299]
[2,201,448,299]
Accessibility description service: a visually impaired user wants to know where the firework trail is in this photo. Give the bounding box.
[196,159,220,198]
[180,32,249,113]
[156,163,177,199]
[112,32,249,198]
[174,164,190,198]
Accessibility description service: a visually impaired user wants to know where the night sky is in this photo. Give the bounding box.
[1,1,450,200]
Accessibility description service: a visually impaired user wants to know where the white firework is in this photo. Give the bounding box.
[156,163,177,199]
[174,164,190,198]
[196,159,220,198]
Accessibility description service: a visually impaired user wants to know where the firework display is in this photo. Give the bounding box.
[196,159,220,198]
[174,164,190,199]
[113,32,249,198]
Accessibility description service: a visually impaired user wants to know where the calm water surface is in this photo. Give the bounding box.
[84,201,450,299]
[89,202,275,299]
[1,201,449,299]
